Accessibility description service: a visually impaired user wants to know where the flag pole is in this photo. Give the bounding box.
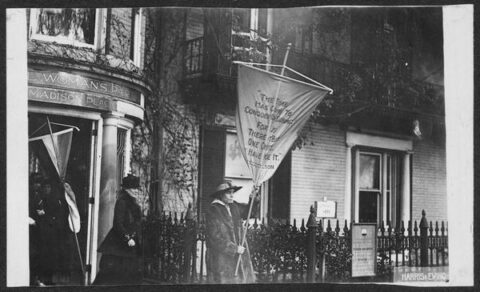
[46,117,86,283]
[234,43,292,278]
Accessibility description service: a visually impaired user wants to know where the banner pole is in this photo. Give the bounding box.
[234,186,258,277]
[234,43,293,278]
[47,117,86,284]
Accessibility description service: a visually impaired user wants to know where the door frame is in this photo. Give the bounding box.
[29,105,103,285]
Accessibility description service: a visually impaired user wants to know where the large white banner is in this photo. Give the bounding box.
[235,64,330,186]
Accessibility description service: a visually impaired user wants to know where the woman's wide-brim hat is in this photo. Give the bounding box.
[210,180,242,198]
[122,174,140,189]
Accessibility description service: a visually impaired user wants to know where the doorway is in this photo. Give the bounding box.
[28,113,94,285]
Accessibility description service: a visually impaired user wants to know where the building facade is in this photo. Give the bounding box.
[26,8,149,284]
[157,7,446,227]
[16,6,447,286]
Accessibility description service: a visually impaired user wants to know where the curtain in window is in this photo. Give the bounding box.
[36,8,96,44]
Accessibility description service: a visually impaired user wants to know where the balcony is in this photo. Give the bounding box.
[181,36,444,137]
[283,50,445,133]
[180,28,270,110]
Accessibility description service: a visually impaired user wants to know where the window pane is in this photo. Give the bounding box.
[232,9,250,31]
[386,155,391,190]
[117,128,126,190]
[36,8,96,44]
[224,132,251,178]
[359,154,380,190]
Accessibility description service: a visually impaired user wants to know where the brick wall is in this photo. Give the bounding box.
[412,137,447,223]
[290,123,347,224]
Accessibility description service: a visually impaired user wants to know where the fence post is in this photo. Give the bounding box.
[183,203,194,282]
[307,205,318,282]
[420,210,429,267]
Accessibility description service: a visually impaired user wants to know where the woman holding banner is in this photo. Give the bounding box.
[206,180,259,284]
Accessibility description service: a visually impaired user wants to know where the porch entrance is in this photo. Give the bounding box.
[28,113,97,285]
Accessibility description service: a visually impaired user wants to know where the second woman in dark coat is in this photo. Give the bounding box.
[95,174,143,285]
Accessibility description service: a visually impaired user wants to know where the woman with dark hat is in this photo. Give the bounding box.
[94,174,143,285]
[206,180,259,284]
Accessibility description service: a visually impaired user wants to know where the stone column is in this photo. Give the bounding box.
[344,143,353,224]
[400,151,412,224]
[97,113,122,247]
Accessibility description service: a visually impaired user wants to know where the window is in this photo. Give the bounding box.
[30,8,105,48]
[356,151,400,226]
[117,128,127,191]
[224,132,253,204]
[130,8,143,66]
[293,25,313,55]
[199,128,262,218]
[359,153,381,190]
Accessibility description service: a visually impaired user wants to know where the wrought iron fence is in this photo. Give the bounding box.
[142,212,190,283]
[142,208,448,284]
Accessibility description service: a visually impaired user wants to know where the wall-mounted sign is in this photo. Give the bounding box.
[29,70,141,104]
[315,199,336,218]
[28,86,115,111]
[351,223,377,277]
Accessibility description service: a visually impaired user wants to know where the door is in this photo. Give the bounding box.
[28,114,95,285]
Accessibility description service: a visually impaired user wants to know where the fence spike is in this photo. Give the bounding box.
[441,221,445,236]
[380,221,385,236]
[435,221,439,236]
[300,219,306,233]
[414,220,418,236]
[343,220,349,235]
[327,219,332,233]
[429,221,433,236]
[401,221,405,236]
[253,217,258,229]
[335,220,340,235]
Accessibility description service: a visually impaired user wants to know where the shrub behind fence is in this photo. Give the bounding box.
[142,208,448,284]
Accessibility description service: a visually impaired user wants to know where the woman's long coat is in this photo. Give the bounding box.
[96,190,142,285]
[206,200,256,284]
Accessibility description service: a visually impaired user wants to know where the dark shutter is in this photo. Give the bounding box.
[268,151,291,221]
[199,127,226,217]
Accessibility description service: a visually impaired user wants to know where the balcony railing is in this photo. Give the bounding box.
[184,35,269,79]
[183,37,443,116]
